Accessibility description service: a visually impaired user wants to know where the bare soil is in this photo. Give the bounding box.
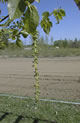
[0,57,80,101]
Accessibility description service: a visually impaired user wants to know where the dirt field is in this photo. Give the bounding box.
[0,57,80,101]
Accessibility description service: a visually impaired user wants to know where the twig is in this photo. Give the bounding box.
[0,15,9,23]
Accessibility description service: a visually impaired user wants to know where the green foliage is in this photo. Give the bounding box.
[13,29,18,36]
[54,38,80,48]
[40,11,53,34]
[53,8,66,24]
[40,8,65,34]
[54,40,68,48]
[74,0,80,9]
[0,29,9,48]
[35,0,40,3]
[0,97,80,123]
[42,11,50,19]
[20,31,28,38]
[16,38,23,47]
[23,5,39,34]
[8,0,26,19]
[40,18,52,34]
[0,41,6,49]
[27,0,35,4]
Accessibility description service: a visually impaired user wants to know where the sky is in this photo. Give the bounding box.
[0,0,80,44]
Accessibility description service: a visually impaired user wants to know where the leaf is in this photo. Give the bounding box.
[13,29,18,36]
[28,0,35,3]
[53,9,66,24]
[74,0,80,9]
[57,12,62,20]
[42,12,50,19]
[35,0,40,3]
[20,31,28,38]
[59,9,66,16]
[8,0,26,20]
[53,9,58,16]
[40,18,52,34]
[23,5,39,34]
[75,0,80,3]
[55,16,59,24]
[16,38,22,47]
[25,0,35,6]
[0,41,6,49]
[12,35,16,40]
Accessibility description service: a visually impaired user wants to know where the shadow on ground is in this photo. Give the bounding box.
[0,111,57,123]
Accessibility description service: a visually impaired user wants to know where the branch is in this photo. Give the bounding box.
[0,15,9,23]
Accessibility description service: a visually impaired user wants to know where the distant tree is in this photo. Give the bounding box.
[50,36,54,45]
[0,29,9,49]
[62,40,68,48]
[38,36,45,45]
[45,35,49,45]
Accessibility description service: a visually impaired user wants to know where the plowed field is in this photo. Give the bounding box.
[0,57,80,101]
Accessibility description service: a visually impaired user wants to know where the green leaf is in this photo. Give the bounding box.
[74,0,80,9]
[59,9,66,16]
[16,38,22,47]
[28,0,35,3]
[8,0,26,20]
[35,0,40,3]
[57,12,62,20]
[0,41,6,49]
[23,5,39,34]
[42,12,49,19]
[53,9,66,24]
[12,35,16,40]
[13,29,18,35]
[40,18,52,34]
[24,0,35,6]
[20,31,28,38]
[55,16,59,24]
[53,9,58,16]
[74,0,80,4]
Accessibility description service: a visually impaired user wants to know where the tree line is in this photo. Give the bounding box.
[54,38,80,48]
[38,36,80,48]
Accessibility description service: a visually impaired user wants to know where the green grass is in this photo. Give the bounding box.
[0,46,80,58]
[38,46,80,57]
[0,96,80,123]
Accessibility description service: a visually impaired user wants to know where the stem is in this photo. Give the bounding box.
[32,31,40,103]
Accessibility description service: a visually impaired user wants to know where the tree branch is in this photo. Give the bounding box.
[0,15,9,23]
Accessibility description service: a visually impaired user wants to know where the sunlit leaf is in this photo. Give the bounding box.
[53,9,57,16]
[53,9,66,24]
[35,0,40,3]
[42,12,49,19]
[16,38,23,47]
[8,0,26,19]
[40,18,52,34]
[20,31,28,38]
[23,5,39,34]
[59,9,66,16]
[57,12,62,20]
